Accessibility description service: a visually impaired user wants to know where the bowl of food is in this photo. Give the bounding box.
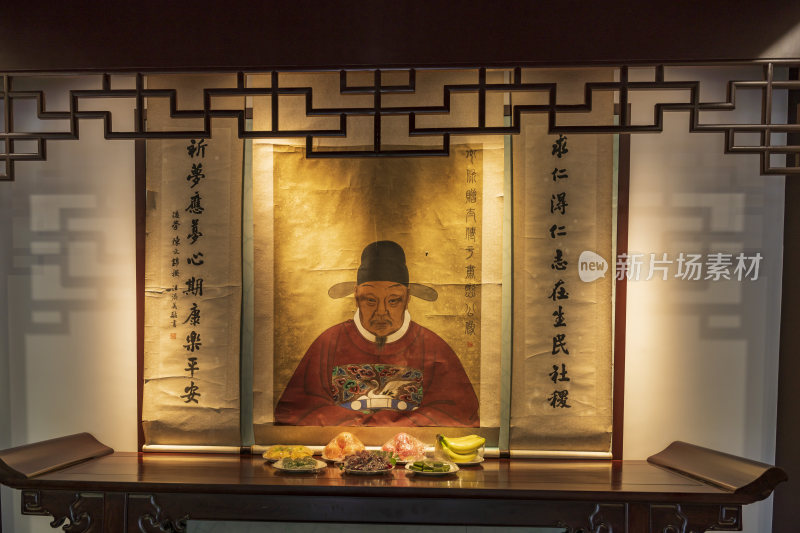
[405,459,459,476]
[262,444,314,463]
[381,432,428,463]
[322,432,365,462]
[338,450,395,475]
[272,456,327,473]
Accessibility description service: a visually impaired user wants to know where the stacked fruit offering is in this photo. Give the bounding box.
[436,434,486,463]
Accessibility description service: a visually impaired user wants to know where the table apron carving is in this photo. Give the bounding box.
[650,504,741,533]
[21,490,103,533]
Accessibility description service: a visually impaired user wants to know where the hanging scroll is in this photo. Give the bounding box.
[511,69,615,453]
[252,139,504,445]
[142,75,243,445]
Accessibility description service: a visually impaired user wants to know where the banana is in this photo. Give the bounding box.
[440,434,486,454]
[439,440,478,463]
[436,434,483,462]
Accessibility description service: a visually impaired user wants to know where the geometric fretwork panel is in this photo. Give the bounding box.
[2,64,799,181]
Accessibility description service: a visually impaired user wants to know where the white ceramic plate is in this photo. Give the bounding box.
[453,456,485,466]
[341,466,394,475]
[390,456,427,465]
[405,462,459,475]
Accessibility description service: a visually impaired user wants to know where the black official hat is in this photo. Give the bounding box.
[328,240,438,301]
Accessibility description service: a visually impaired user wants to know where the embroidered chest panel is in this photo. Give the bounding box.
[331,364,423,412]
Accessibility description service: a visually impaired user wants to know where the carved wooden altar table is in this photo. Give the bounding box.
[0,434,787,532]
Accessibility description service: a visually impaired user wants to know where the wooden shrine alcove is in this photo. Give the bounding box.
[2,2,799,532]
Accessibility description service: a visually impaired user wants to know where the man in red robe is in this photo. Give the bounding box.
[275,241,479,427]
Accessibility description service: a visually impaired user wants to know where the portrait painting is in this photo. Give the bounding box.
[252,141,506,438]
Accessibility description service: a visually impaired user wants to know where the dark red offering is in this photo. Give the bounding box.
[340,450,394,472]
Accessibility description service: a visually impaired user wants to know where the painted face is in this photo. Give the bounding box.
[355,281,409,337]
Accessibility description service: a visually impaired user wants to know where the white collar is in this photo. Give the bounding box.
[354,309,411,344]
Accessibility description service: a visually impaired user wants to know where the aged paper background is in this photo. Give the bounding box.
[252,141,504,445]
[143,74,242,445]
[511,69,615,452]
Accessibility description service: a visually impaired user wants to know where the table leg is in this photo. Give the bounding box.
[103,493,126,532]
[629,502,650,532]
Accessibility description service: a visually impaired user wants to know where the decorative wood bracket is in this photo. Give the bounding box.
[21,490,102,532]
[129,494,189,533]
[650,503,741,533]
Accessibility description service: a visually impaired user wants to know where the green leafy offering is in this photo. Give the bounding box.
[409,460,451,473]
[282,456,318,469]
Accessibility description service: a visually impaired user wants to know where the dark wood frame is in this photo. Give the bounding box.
[135,139,147,453]
[773,67,800,532]
[613,134,631,461]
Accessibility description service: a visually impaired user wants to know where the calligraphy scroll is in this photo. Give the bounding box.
[142,75,242,445]
[511,69,616,453]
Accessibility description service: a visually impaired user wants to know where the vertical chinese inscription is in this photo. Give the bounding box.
[177,139,207,404]
[460,147,482,394]
[547,134,572,410]
[464,148,481,355]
